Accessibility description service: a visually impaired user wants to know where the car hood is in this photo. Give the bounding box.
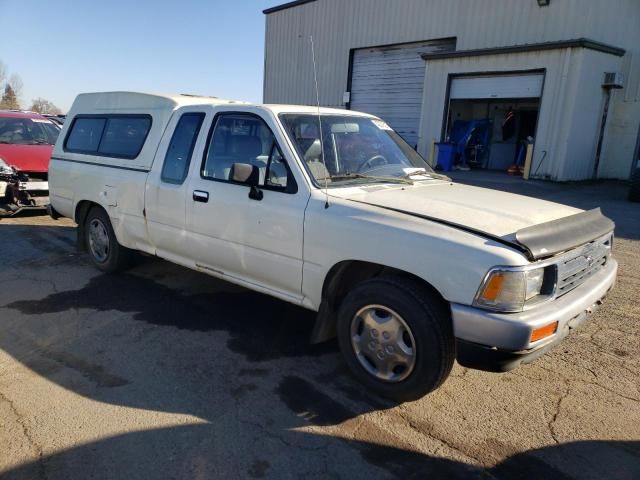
[331,181,582,239]
[0,144,52,173]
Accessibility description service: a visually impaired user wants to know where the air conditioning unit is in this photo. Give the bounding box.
[603,72,624,89]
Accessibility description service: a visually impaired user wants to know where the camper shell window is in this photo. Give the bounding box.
[64,114,152,159]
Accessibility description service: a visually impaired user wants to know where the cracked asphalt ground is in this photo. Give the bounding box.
[0,175,639,480]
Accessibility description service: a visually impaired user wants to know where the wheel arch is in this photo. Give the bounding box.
[74,200,105,251]
[310,259,450,344]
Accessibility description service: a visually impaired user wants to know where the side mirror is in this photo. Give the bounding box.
[230,163,263,201]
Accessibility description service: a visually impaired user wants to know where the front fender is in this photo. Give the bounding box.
[302,195,528,310]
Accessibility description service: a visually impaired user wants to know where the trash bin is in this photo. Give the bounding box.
[435,143,455,172]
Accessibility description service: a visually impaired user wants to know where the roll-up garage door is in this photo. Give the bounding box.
[350,39,455,147]
[450,73,544,100]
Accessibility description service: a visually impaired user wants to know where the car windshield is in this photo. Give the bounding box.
[0,117,60,145]
[280,114,435,186]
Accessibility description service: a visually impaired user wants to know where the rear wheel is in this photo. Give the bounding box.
[85,207,130,272]
[337,276,454,402]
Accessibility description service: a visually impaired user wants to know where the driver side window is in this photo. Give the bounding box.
[201,113,295,192]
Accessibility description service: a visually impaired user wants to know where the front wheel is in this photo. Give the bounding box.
[337,276,455,402]
[85,207,130,273]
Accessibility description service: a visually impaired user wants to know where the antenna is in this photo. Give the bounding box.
[310,35,329,209]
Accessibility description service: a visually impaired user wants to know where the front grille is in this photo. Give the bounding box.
[556,238,611,296]
[26,172,48,181]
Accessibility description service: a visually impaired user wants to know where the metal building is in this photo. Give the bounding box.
[263,0,640,181]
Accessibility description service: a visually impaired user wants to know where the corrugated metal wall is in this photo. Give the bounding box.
[264,0,640,107]
[264,0,640,179]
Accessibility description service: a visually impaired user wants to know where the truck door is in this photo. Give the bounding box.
[145,108,207,264]
[186,111,307,302]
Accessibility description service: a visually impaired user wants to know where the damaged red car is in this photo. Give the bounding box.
[0,110,60,215]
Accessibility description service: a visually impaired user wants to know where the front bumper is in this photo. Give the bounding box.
[451,258,617,372]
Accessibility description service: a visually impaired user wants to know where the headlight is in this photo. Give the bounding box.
[474,267,553,312]
[525,268,544,301]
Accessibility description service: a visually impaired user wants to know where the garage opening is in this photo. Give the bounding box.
[439,72,543,174]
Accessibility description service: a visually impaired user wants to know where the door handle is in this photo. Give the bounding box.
[193,190,209,203]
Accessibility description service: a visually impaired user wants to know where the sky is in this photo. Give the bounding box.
[0,0,284,112]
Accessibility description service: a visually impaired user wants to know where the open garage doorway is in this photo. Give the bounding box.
[440,71,544,174]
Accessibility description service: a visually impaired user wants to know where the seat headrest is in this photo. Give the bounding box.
[304,139,323,162]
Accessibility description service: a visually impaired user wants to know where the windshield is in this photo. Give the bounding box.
[280,114,434,186]
[0,117,60,145]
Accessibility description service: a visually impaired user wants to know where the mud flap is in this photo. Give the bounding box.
[310,299,337,344]
[77,223,87,252]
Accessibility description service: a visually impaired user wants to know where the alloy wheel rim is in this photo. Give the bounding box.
[350,304,416,383]
[88,218,110,263]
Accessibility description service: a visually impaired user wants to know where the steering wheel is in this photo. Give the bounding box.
[358,154,388,172]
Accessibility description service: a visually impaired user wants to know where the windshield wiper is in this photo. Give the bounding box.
[317,173,413,185]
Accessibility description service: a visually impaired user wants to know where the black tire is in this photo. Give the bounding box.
[84,206,130,273]
[336,276,455,402]
[629,172,640,203]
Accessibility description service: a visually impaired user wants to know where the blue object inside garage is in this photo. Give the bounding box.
[449,119,492,168]
[434,143,455,171]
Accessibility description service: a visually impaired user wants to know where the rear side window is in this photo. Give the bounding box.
[65,118,106,152]
[99,117,152,157]
[64,115,152,159]
[161,113,205,184]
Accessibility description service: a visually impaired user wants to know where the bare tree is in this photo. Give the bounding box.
[30,97,62,115]
[8,74,23,104]
[0,63,22,110]
[0,84,20,110]
[0,61,6,86]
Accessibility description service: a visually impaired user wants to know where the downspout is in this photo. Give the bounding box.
[592,87,612,179]
[535,47,572,180]
[548,47,572,180]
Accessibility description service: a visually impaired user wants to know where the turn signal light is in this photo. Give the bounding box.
[530,322,558,342]
[480,273,505,301]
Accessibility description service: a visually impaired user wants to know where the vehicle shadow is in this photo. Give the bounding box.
[2,254,639,479]
[1,423,637,479]
[1,218,638,478]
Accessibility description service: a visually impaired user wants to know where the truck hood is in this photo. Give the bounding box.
[0,144,52,173]
[332,181,615,259]
[331,181,583,239]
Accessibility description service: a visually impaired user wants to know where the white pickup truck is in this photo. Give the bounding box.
[49,92,617,401]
